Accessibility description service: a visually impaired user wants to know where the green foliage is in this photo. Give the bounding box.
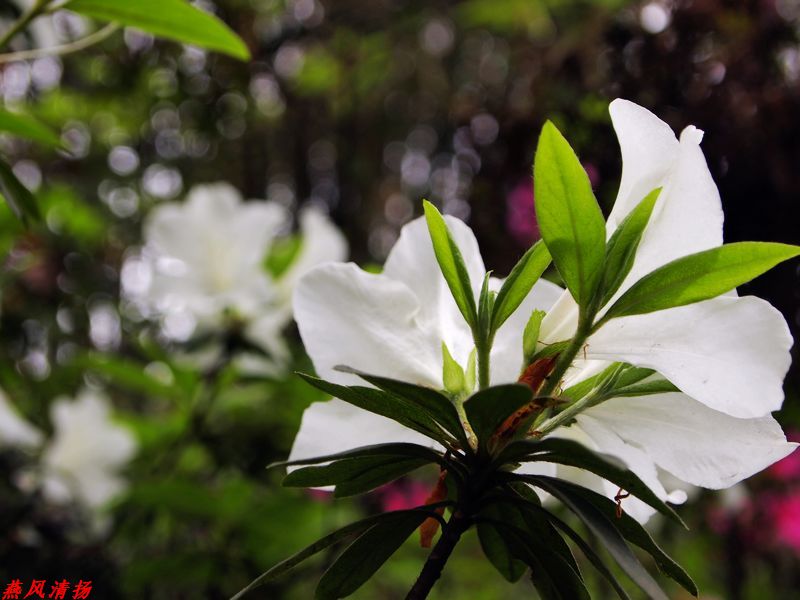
[64,0,250,60]
[422,200,479,331]
[602,242,800,320]
[534,121,606,310]
[490,240,552,334]
[0,157,39,223]
[0,108,62,148]
[462,384,533,448]
[441,342,467,395]
[598,188,661,306]
[522,309,546,364]
[315,511,432,599]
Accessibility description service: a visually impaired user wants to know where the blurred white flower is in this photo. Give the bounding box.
[126,183,347,371]
[0,388,42,450]
[39,390,136,512]
[289,99,796,523]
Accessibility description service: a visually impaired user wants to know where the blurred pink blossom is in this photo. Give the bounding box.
[378,480,430,512]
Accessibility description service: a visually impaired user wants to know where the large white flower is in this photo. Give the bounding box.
[40,389,137,511]
[290,100,796,521]
[126,183,347,369]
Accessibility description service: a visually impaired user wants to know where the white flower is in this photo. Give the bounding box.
[290,99,796,521]
[0,388,42,450]
[39,390,136,512]
[127,183,347,370]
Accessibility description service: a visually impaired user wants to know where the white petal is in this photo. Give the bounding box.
[383,216,484,364]
[587,295,793,418]
[489,278,564,384]
[0,389,42,449]
[294,263,442,387]
[582,392,797,489]
[279,207,349,302]
[607,99,680,230]
[288,399,437,465]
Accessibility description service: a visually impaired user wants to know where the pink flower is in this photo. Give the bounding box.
[767,494,800,553]
[505,178,539,248]
[378,480,430,512]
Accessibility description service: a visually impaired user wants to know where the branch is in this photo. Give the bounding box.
[0,23,120,64]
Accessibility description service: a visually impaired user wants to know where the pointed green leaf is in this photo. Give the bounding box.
[316,511,431,599]
[230,509,438,600]
[603,242,800,320]
[64,0,250,60]
[334,366,469,448]
[269,443,445,470]
[0,108,62,148]
[422,200,478,330]
[441,342,466,395]
[531,476,669,600]
[284,455,432,497]
[0,157,39,223]
[599,188,660,306]
[534,121,606,308]
[298,374,455,446]
[491,240,552,332]
[463,384,533,447]
[568,484,698,596]
[506,440,685,527]
[477,518,528,583]
[464,349,477,393]
[522,309,546,364]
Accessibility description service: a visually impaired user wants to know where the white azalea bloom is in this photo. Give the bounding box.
[127,183,347,371]
[40,389,137,512]
[291,99,796,521]
[0,388,42,450]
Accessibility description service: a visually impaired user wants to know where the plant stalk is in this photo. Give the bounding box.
[0,0,51,51]
[406,512,470,600]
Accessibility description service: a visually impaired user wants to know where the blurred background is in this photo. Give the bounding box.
[1,0,799,598]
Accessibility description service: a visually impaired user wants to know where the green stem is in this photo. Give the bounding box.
[0,23,120,64]
[536,319,591,399]
[0,0,51,51]
[536,392,603,437]
[475,333,492,390]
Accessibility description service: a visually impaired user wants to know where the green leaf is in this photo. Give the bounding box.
[506,440,686,527]
[528,476,669,600]
[230,509,436,600]
[266,234,302,278]
[534,121,606,308]
[603,242,800,320]
[477,520,528,583]
[269,442,446,470]
[298,374,456,447]
[316,511,431,599]
[489,520,590,600]
[491,240,552,333]
[0,108,62,147]
[599,188,660,306]
[462,384,533,448]
[422,200,478,330]
[0,157,39,223]
[284,455,433,497]
[334,367,469,448]
[71,352,182,400]
[569,484,698,596]
[441,342,466,395]
[464,349,477,393]
[64,0,250,60]
[522,309,546,364]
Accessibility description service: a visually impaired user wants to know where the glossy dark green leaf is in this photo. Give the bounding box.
[491,240,552,333]
[335,366,468,447]
[507,440,685,526]
[477,506,528,583]
[489,520,589,600]
[422,200,478,330]
[534,121,606,308]
[230,509,436,600]
[316,511,431,599]
[569,483,698,596]
[298,374,455,446]
[598,188,660,306]
[65,0,250,60]
[0,157,39,223]
[0,108,62,147]
[284,455,432,497]
[462,384,533,447]
[603,242,800,320]
[525,476,669,600]
[270,442,445,470]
